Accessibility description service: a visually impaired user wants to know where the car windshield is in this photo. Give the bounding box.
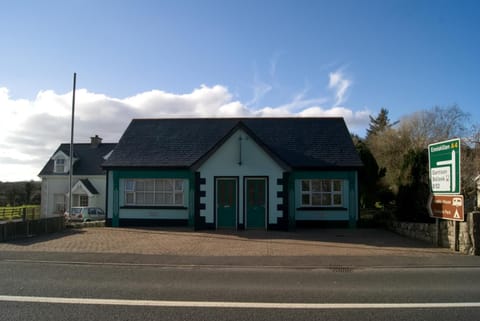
[70,208,83,214]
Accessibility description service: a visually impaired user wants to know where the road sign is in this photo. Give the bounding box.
[428,138,461,194]
[427,194,464,221]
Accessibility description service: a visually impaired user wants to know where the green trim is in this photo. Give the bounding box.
[288,173,296,230]
[290,170,359,227]
[112,171,120,227]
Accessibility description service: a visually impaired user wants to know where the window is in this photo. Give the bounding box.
[124,179,185,206]
[79,195,89,207]
[301,179,343,207]
[54,158,65,173]
[54,194,66,214]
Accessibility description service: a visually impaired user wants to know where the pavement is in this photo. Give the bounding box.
[1,226,479,268]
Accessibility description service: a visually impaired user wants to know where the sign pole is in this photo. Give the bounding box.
[454,221,459,251]
[435,218,440,246]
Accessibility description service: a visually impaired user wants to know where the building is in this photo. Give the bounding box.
[38,135,116,217]
[103,118,363,229]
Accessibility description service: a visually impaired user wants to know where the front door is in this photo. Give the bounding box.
[246,178,266,229]
[216,178,237,229]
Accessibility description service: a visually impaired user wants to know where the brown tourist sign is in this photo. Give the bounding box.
[427,194,464,222]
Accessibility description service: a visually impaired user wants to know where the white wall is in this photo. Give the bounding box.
[40,175,107,217]
[198,129,284,227]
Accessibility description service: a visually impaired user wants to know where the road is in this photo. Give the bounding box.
[1,254,480,320]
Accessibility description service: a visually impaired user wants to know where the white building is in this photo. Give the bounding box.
[38,135,116,217]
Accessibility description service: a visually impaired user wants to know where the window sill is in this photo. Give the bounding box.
[296,206,347,211]
[121,206,188,210]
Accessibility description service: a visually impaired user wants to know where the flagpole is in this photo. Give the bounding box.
[68,73,76,217]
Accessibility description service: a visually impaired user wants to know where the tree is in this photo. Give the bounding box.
[395,148,431,222]
[366,108,392,140]
[353,136,388,208]
[365,104,477,220]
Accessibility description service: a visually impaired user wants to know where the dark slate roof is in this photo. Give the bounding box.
[103,118,362,170]
[80,179,99,194]
[38,143,117,176]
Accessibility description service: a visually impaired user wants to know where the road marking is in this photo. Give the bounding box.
[0,295,480,309]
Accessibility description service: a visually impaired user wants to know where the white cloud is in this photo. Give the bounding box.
[328,70,352,106]
[0,77,369,182]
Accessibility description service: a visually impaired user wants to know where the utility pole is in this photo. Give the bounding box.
[68,73,76,217]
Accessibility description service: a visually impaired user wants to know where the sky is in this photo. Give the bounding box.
[0,0,479,182]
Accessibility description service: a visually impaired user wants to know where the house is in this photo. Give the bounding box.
[38,135,116,217]
[103,118,363,230]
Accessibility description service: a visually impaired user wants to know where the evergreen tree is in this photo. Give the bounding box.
[366,108,391,139]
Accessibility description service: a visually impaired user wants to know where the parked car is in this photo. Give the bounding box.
[64,207,105,222]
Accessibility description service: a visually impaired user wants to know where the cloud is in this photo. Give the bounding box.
[0,77,369,182]
[328,70,352,106]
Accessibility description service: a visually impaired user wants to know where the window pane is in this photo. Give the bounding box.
[301,194,310,205]
[145,180,154,191]
[125,193,134,204]
[321,180,331,192]
[311,180,321,192]
[125,180,135,192]
[164,193,173,204]
[174,192,183,205]
[156,192,165,205]
[333,194,342,205]
[301,180,310,192]
[144,192,154,205]
[155,179,164,191]
[136,180,145,191]
[164,179,173,192]
[321,193,331,205]
[333,180,342,191]
[80,195,88,207]
[175,180,184,191]
[312,193,322,206]
[136,192,145,204]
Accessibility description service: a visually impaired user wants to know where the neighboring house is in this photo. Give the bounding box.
[103,118,363,230]
[38,135,116,217]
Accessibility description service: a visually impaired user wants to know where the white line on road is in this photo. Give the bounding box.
[1,295,480,309]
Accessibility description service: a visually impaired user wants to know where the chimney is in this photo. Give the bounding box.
[90,135,102,148]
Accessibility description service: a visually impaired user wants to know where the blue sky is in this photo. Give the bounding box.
[0,0,479,181]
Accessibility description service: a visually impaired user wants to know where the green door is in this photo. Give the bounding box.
[246,178,266,229]
[217,178,237,228]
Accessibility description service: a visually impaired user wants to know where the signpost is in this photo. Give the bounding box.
[428,138,463,249]
[428,138,461,195]
[427,194,464,222]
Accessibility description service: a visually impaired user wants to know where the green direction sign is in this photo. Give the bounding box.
[428,138,461,194]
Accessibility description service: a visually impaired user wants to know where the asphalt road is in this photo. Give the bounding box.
[1,254,480,320]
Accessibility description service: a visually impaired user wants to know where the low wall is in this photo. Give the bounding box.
[0,216,65,242]
[389,211,480,255]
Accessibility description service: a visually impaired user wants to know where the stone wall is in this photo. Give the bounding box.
[0,216,65,242]
[388,211,480,255]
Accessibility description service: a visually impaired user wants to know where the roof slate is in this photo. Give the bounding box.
[103,118,362,170]
[38,143,117,176]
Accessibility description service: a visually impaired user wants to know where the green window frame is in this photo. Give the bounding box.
[301,179,343,207]
[124,178,184,206]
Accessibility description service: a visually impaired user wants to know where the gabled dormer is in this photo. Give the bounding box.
[51,150,78,174]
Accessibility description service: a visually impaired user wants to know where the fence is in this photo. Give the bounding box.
[0,206,41,221]
[0,206,65,242]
